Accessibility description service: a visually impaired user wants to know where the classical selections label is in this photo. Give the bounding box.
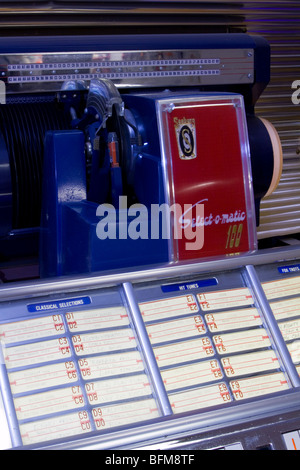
[27,296,91,313]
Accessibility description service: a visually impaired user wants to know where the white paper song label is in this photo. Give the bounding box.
[161,359,222,391]
[66,306,129,332]
[85,374,152,405]
[170,382,231,414]
[8,360,78,394]
[287,341,300,365]
[20,410,91,446]
[139,295,198,323]
[270,297,300,322]
[221,350,280,378]
[197,287,253,311]
[154,337,214,368]
[3,337,71,369]
[146,315,206,345]
[78,351,144,380]
[14,385,84,420]
[71,329,137,356]
[263,277,300,300]
[230,372,288,401]
[92,398,159,431]
[213,328,271,355]
[205,307,262,333]
[279,319,300,342]
[0,315,65,345]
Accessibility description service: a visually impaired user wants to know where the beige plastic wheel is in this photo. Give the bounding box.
[258,117,283,197]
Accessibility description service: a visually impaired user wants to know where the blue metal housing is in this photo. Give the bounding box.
[40,126,169,277]
[0,33,271,276]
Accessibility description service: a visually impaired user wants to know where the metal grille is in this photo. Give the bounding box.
[242,2,300,240]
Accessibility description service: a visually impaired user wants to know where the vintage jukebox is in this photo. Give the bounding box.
[0,29,299,451]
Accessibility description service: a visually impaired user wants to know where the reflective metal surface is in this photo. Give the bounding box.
[1,48,254,93]
[1,245,300,449]
[0,245,300,302]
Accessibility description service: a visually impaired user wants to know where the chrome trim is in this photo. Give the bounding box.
[245,264,300,388]
[0,246,300,302]
[0,345,21,447]
[33,389,300,450]
[1,246,300,450]
[122,282,173,416]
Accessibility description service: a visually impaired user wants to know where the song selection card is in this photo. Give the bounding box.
[197,287,253,311]
[287,341,300,366]
[0,300,159,447]
[84,376,152,405]
[139,295,198,322]
[262,277,300,300]
[212,329,271,355]
[170,382,231,414]
[65,306,130,331]
[91,399,159,432]
[0,271,295,448]
[205,307,262,333]
[19,397,158,446]
[71,329,137,356]
[261,275,300,374]
[8,361,78,395]
[0,315,65,344]
[229,372,289,401]
[161,359,222,391]
[221,350,280,378]
[139,279,288,412]
[14,385,85,421]
[146,315,206,344]
[19,411,92,446]
[153,337,214,368]
[3,337,72,369]
[77,351,144,380]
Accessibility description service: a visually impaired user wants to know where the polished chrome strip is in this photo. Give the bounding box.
[34,390,300,450]
[0,345,21,447]
[0,246,300,301]
[245,264,300,388]
[122,282,173,417]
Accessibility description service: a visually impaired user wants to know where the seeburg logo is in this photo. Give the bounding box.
[95,196,246,251]
[174,116,197,159]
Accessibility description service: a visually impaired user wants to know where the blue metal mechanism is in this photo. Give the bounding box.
[40,82,170,277]
[40,126,169,277]
[0,33,273,277]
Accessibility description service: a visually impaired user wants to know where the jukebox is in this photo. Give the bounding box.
[0,30,299,450]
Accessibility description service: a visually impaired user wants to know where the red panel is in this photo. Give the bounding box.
[161,97,255,261]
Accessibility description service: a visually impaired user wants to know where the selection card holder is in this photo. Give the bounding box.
[157,94,257,262]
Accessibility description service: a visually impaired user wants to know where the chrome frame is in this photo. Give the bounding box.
[1,246,300,449]
[0,246,299,302]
